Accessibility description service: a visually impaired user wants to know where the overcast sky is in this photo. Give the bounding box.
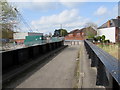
[8,0,119,34]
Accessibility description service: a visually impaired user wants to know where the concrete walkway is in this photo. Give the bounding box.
[14,45,80,88]
[79,42,105,89]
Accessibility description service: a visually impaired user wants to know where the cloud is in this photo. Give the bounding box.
[94,5,118,26]
[32,9,80,24]
[112,5,118,17]
[9,2,58,12]
[94,6,107,16]
[8,0,80,12]
[94,4,119,26]
[59,1,81,8]
[11,1,82,12]
[31,9,90,33]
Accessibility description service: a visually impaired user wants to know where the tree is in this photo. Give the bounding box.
[83,26,97,39]
[0,0,18,39]
[53,29,68,37]
[85,22,98,30]
[86,31,96,39]
[60,29,68,36]
[49,32,52,37]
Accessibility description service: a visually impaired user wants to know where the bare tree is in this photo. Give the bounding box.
[84,22,98,30]
[1,0,18,32]
[49,32,52,37]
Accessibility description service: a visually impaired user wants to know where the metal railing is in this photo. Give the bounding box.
[24,38,63,46]
[84,40,120,89]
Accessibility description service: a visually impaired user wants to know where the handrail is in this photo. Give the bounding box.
[84,40,120,88]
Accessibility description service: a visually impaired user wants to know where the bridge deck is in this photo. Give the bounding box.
[6,45,80,88]
[5,42,104,88]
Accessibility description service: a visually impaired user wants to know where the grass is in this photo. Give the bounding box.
[97,43,119,60]
[73,48,81,88]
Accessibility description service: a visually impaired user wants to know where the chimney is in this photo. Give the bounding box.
[107,20,111,27]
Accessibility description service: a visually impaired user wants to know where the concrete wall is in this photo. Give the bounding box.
[64,40,82,45]
[98,27,115,42]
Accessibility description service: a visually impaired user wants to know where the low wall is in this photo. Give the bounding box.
[64,40,82,45]
[2,41,64,73]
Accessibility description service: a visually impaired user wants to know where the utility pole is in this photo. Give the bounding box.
[60,24,63,36]
[60,24,62,29]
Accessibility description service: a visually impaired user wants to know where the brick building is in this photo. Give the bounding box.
[65,27,97,40]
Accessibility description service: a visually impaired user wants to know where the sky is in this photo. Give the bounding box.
[8,0,119,34]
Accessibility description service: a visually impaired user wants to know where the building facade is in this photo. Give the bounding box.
[98,17,120,43]
[13,32,43,44]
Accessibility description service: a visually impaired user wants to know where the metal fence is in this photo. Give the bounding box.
[84,40,120,89]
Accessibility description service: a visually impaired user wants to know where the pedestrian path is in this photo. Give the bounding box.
[79,42,105,89]
[15,45,80,88]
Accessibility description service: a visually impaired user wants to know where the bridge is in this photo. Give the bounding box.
[1,40,120,89]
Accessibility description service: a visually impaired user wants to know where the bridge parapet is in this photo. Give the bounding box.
[84,40,120,89]
[2,40,64,73]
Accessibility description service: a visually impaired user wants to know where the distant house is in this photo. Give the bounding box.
[13,32,43,44]
[65,29,84,40]
[65,27,97,40]
[80,26,97,36]
[98,16,120,43]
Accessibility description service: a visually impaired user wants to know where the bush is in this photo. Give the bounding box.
[93,35,110,43]
[93,36,101,42]
[104,40,110,43]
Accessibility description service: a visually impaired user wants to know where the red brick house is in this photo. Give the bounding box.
[65,29,85,40]
[65,27,97,40]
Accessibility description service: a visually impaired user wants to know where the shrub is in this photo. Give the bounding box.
[93,35,110,43]
[104,40,110,43]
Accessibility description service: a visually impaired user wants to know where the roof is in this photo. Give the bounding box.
[80,26,97,35]
[69,29,81,34]
[69,26,97,35]
[98,19,120,29]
